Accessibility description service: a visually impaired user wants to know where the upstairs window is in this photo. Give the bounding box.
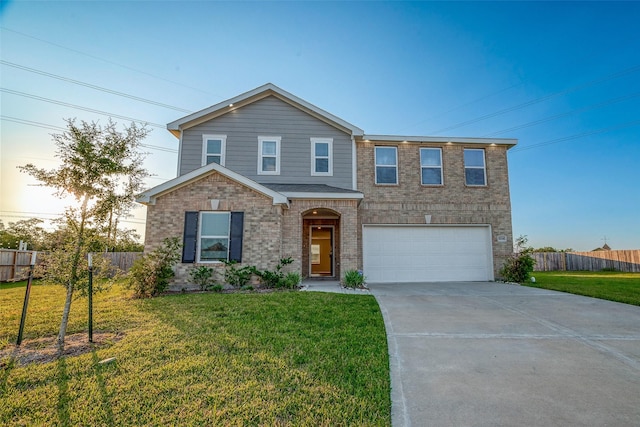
[258,136,281,175]
[202,135,226,166]
[311,138,333,176]
[375,146,398,185]
[464,148,486,186]
[420,148,443,185]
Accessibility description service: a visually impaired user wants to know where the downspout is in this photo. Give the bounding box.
[351,135,357,190]
[176,129,184,177]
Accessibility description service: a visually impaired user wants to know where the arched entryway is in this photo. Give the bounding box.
[302,208,341,279]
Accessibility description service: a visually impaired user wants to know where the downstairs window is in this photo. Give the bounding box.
[182,211,244,263]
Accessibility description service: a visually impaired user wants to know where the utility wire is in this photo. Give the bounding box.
[0,26,220,98]
[1,88,165,128]
[429,64,640,135]
[395,82,524,134]
[140,144,178,153]
[1,60,193,113]
[1,115,178,153]
[510,119,640,153]
[482,91,640,137]
[0,116,66,132]
[0,211,146,225]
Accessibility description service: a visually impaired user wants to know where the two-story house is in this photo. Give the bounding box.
[137,83,516,285]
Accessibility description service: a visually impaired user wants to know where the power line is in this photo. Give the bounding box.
[0,115,66,132]
[140,144,177,153]
[429,64,640,135]
[1,88,165,128]
[1,115,178,153]
[482,91,640,137]
[1,60,193,113]
[0,26,221,98]
[0,211,146,225]
[395,82,524,134]
[510,119,640,153]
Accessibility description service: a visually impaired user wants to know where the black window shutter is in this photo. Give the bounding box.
[182,211,199,263]
[229,212,244,263]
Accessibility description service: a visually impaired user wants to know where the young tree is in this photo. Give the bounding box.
[19,119,149,355]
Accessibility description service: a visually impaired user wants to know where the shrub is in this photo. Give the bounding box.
[343,269,366,288]
[126,237,181,297]
[283,272,301,289]
[222,260,254,288]
[251,257,294,289]
[188,265,217,291]
[210,284,224,293]
[500,235,536,283]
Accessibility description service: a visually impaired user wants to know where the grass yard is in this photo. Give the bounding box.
[0,281,391,426]
[525,271,640,306]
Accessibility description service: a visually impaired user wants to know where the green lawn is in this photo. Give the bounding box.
[0,282,391,426]
[525,271,640,306]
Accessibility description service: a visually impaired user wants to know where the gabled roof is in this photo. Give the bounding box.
[136,162,289,206]
[167,83,364,138]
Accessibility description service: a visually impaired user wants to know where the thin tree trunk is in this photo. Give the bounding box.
[56,194,89,356]
[112,217,118,251]
[106,208,113,252]
[56,281,74,356]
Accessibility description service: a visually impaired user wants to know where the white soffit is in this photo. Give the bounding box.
[280,192,364,200]
[361,134,517,148]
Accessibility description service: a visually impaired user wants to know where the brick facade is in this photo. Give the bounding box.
[356,141,513,277]
[143,170,361,288]
[144,171,285,286]
[143,141,513,286]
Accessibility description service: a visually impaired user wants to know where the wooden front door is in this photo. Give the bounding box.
[310,226,333,276]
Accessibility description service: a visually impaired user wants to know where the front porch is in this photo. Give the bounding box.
[277,195,360,282]
[302,208,341,279]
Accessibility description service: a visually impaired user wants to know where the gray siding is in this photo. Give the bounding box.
[179,96,354,189]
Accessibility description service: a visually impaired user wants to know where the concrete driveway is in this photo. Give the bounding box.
[368,282,640,427]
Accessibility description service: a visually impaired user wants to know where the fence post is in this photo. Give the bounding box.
[11,251,18,282]
[17,251,37,346]
[88,253,93,343]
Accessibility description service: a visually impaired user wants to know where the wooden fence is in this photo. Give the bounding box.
[0,250,143,282]
[532,250,640,273]
[0,250,37,282]
[104,252,143,273]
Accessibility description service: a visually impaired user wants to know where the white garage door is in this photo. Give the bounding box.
[363,225,493,283]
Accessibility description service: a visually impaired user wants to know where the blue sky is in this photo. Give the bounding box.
[1,1,639,251]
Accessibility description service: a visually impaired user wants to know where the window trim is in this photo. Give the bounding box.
[310,138,333,176]
[201,134,227,167]
[257,136,281,175]
[420,147,443,186]
[197,211,230,263]
[374,146,398,185]
[464,148,487,187]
